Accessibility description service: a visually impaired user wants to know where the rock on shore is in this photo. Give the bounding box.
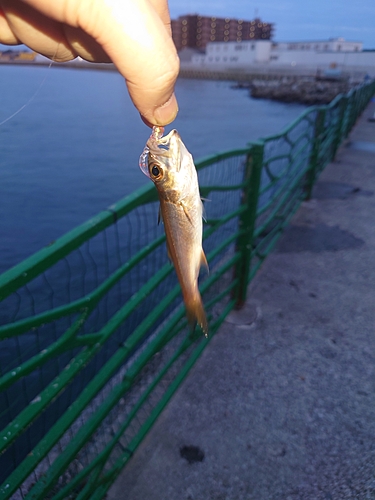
[249,78,351,104]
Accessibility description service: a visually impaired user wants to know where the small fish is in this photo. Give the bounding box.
[139,127,208,336]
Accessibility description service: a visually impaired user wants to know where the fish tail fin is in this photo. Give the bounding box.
[185,292,209,337]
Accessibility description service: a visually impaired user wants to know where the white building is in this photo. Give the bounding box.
[192,40,272,66]
[184,38,375,76]
[276,38,362,53]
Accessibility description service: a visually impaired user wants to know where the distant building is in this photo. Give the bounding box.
[276,38,362,53]
[191,40,272,66]
[0,50,36,62]
[17,51,37,61]
[185,38,374,76]
[171,14,274,51]
[0,49,18,61]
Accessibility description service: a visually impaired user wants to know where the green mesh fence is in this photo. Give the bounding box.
[0,80,374,500]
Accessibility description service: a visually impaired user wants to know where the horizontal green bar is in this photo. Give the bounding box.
[0,281,183,499]
[47,284,242,499]
[14,250,241,500]
[263,153,290,169]
[326,92,346,109]
[195,148,250,170]
[0,210,239,409]
[255,190,304,256]
[22,287,187,500]
[0,184,159,301]
[0,142,246,300]
[204,279,238,310]
[1,192,241,340]
[255,167,308,237]
[1,241,241,496]
[0,233,166,339]
[249,187,306,276]
[200,182,246,196]
[255,207,301,261]
[258,157,310,214]
[0,261,175,457]
[0,312,88,392]
[262,139,311,186]
[98,298,237,497]
[260,107,317,143]
[0,160,243,330]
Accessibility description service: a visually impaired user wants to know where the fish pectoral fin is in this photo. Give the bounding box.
[179,200,194,226]
[158,205,163,225]
[200,250,209,274]
[166,240,173,263]
[200,199,207,223]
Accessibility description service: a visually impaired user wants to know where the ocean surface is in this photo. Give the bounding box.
[0,65,306,274]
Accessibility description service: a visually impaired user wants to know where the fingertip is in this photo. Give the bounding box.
[152,93,179,126]
[140,115,153,128]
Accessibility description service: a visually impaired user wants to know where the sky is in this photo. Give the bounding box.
[169,0,375,49]
[0,0,373,52]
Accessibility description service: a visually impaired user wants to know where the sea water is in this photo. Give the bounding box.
[0,65,306,273]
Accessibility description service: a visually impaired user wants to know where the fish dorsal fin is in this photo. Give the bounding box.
[200,250,209,274]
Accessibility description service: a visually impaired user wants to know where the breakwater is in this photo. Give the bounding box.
[179,67,367,104]
[248,78,352,104]
[179,66,317,82]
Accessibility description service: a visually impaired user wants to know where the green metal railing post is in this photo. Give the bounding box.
[343,90,354,139]
[348,87,359,131]
[332,95,348,158]
[233,142,264,308]
[305,108,326,200]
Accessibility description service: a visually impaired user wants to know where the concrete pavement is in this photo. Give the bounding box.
[108,98,375,500]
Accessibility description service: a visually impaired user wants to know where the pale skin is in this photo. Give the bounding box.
[0,0,180,126]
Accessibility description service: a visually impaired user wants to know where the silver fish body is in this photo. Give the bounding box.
[139,128,208,336]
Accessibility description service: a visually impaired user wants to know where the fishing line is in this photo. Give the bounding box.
[0,45,59,127]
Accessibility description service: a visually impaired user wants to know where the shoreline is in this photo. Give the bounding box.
[0,60,369,105]
[0,59,118,72]
[1,58,366,81]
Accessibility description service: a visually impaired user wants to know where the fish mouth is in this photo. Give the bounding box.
[139,129,180,178]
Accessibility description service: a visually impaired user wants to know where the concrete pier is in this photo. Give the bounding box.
[108,99,375,500]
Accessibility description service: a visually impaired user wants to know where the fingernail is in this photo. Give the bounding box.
[153,93,178,126]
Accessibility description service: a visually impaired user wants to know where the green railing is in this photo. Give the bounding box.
[0,80,374,500]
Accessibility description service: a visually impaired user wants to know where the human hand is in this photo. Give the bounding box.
[0,0,179,126]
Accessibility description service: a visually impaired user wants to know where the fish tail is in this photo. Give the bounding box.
[185,292,208,337]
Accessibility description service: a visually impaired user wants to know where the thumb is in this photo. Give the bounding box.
[79,0,180,126]
[21,0,180,126]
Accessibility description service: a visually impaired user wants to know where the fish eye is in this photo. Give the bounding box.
[149,162,163,179]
